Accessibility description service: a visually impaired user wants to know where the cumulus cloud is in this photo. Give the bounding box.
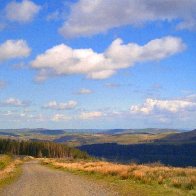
[76,88,93,95]
[5,0,41,23]
[60,0,196,37]
[130,98,196,114]
[31,36,185,80]
[0,40,31,62]
[0,110,47,122]
[0,98,30,107]
[44,100,77,110]
[51,114,71,121]
[79,111,103,120]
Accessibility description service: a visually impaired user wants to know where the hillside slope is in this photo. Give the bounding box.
[79,142,196,166]
[157,129,196,143]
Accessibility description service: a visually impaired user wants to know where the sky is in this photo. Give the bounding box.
[0,0,195,130]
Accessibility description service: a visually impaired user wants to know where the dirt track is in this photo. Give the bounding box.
[1,161,117,196]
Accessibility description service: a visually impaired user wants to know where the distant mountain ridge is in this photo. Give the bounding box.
[101,128,182,135]
[0,128,186,135]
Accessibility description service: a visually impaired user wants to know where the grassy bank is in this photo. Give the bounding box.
[0,155,27,189]
[42,158,196,196]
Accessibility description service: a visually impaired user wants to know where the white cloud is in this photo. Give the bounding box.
[51,114,71,122]
[60,0,196,37]
[44,100,77,110]
[130,98,196,114]
[0,40,31,62]
[31,36,185,80]
[5,0,41,23]
[46,10,61,21]
[77,88,93,95]
[185,94,196,102]
[0,110,46,122]
[79,111,103,120]
[0,98,30,107]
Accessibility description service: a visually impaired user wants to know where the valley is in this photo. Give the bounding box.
[0,128,195,195]
[0,128,195,167]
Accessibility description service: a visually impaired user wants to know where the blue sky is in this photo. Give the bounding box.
[0,0,195,129]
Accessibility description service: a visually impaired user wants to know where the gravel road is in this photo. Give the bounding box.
[1,161,118,196]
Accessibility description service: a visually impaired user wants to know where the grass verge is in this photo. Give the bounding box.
[41,158,196,196]
[0,155,32,191]
[0,164,22,189]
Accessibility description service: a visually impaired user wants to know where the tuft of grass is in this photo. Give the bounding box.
[0,155,12,170]
[42,158,196,195]
[172,177,195,190]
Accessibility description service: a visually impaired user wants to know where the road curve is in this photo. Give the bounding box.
[1,161,117,196]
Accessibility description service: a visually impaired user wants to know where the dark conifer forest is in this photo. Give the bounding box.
[0,139,89,159]
[79,143,196,167]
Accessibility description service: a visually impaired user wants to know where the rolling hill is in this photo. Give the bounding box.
[156,129,196,143]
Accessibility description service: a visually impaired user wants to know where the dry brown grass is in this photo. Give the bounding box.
[0,155,33,187]
[42,158,196,191]
[0,156,22,183]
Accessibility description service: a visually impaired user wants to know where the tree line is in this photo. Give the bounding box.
[0,139,89,159]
